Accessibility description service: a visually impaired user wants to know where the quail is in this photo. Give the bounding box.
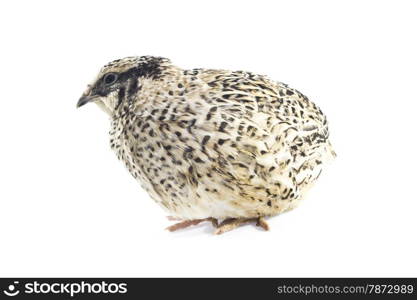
[77,56,335,234]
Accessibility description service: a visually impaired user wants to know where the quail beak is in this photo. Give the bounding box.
[77,95,97,108]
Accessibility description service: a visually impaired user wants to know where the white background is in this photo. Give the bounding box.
[1,0,416,277]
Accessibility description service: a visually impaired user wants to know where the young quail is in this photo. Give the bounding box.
[77,56,335,234]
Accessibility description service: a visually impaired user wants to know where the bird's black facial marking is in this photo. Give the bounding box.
[115,86,126,111]
[119,57,165,83]
[91,57,165,99]
[127,76,139,98]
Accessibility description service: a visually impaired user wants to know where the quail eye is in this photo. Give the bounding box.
[103,73,118,85]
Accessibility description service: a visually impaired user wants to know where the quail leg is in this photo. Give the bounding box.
[166,217,218,232]
[256,217,270,231]
[214,217,269,235]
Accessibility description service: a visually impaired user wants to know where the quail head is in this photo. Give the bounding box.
[77,56,335,234]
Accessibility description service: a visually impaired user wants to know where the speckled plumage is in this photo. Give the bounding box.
[78,56,335,233]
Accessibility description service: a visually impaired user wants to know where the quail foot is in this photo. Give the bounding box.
[77,56,335,234]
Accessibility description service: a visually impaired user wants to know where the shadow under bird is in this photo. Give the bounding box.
[77,56,335,234]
